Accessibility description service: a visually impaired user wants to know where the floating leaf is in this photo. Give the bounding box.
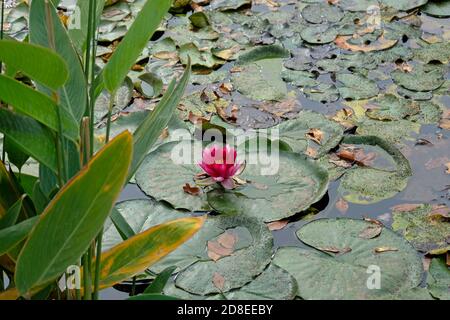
[337,73,379,100]
[427,256,450,300]
[392,64,445,92]
[392,204,450,254]
[273,218,423,299]
[365,94,420,121]
[338,136,412,204]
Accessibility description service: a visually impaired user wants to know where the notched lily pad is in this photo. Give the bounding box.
[338,136,412,204]
[392,204,450,254]
[365,94,420,121]
[392,64,445,92]
[337,73,379,100]
[273,218,423,300]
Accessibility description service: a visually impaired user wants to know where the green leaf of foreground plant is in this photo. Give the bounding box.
[15,131,133,296]
[0,40,68,90]
[0,109,58,173]
[129,60,191,180]
[97,216,205,290]
[0,197,23,230]
[127,293,179,300]
[0,217,39,256]
[102,0,171,92]
[29,0,88,122]
[144,266,177,294]
[0,75,79,141]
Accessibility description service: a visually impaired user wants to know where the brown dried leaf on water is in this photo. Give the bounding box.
[219,82,233,94]
[212,272,225,291]
[258,98,301,118]
[363,217,383,226]
[306,128,323,145]
[266,219,289,231]
[216,104,238,123]
[182,183,201,196]
[428,205,450,220]
[328,153,353,169]
[159,127,169,140]
[207,231,238,261]
[395,61,413,73]
[259,97,301,118]
[330,108,355,129]
[447,252,450,267]
[359,225,382,239]
[335,198,349,214]
[317,246,352,254]
[336,147,376,167]
[335,34,398,53]
[422,256,432,272]
[391,203,422,212]
[374,247,398,253]
[446,162,450,174]
[188,111,211,125]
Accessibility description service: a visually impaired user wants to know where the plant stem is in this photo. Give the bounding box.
[92,228,103,300]
[53,92,67,186]
[0,268,4,292]
[1,0,5,163]
[89,0,98,157]
[82,253,92,300]
[105,91,115,144]
[131,276,136,296]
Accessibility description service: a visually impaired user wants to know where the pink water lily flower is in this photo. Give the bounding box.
[198,144,244,189]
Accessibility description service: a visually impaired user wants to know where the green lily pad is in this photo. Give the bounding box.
[301,3,343,24]
[178,90,226,120]
[102,199,187,251]
[207,146,329,222]
[392,64,445,92]
[356,119,420,143]
[231,58,288,101]
[210,0,252,11]
[427,256,450,300]
[179,43,225,69]
[397,87,433,101]
[164,264,297,300]
[94,77,133,123]
[366,94,420,121]
[271,110,344,157]
[380,0,428,11]
[300,24,338,44]
[413,42,450,64]
[422,0,450,17]
[338,0,378,12]
[281,69,318,87]
[304,83,340,103]
[392,204,450,254]
[409,100,443,124]
[173,215,273,295]
[338,136,412,204]
[237,45,290,64]
[337,73,379,100]
[273,218,423,300]
[135,141,211,211]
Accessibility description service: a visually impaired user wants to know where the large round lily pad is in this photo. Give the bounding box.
[338,136,412,204]
[273,218,423,300]
[301,3,343,24]
[380,0,428,11]
[231,58,288,102]
[135,141,211,211]
[271,110,344,157]
[392,64,445,92]
[422,0,450,17]
[365,94,420,121]
[427,256,450,300]
[207,148,329,222]
[164,264,297,300]
[173,214,273,295]
[300,24,338,44]
[337,73,379,100]
[356,119,421,143]
[392,204,450,254]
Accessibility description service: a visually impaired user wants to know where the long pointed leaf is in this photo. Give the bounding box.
[29,0,88,122]
[144,266,176,294]
[102,0,171,92]
[15,131,133,296]
[0,109,58,173]
[0,217,38,256]
[129,60,191,180]
[0,197,23,230]
[110,207,135,241]
[0,40,68,90]
[97,216,205,290]
[0,75,79,141]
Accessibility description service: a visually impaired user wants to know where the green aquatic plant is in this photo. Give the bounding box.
[0,0,202,300]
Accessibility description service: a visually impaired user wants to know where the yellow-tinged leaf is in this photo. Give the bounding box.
[0,288,19,300]
[97,216,205,290]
